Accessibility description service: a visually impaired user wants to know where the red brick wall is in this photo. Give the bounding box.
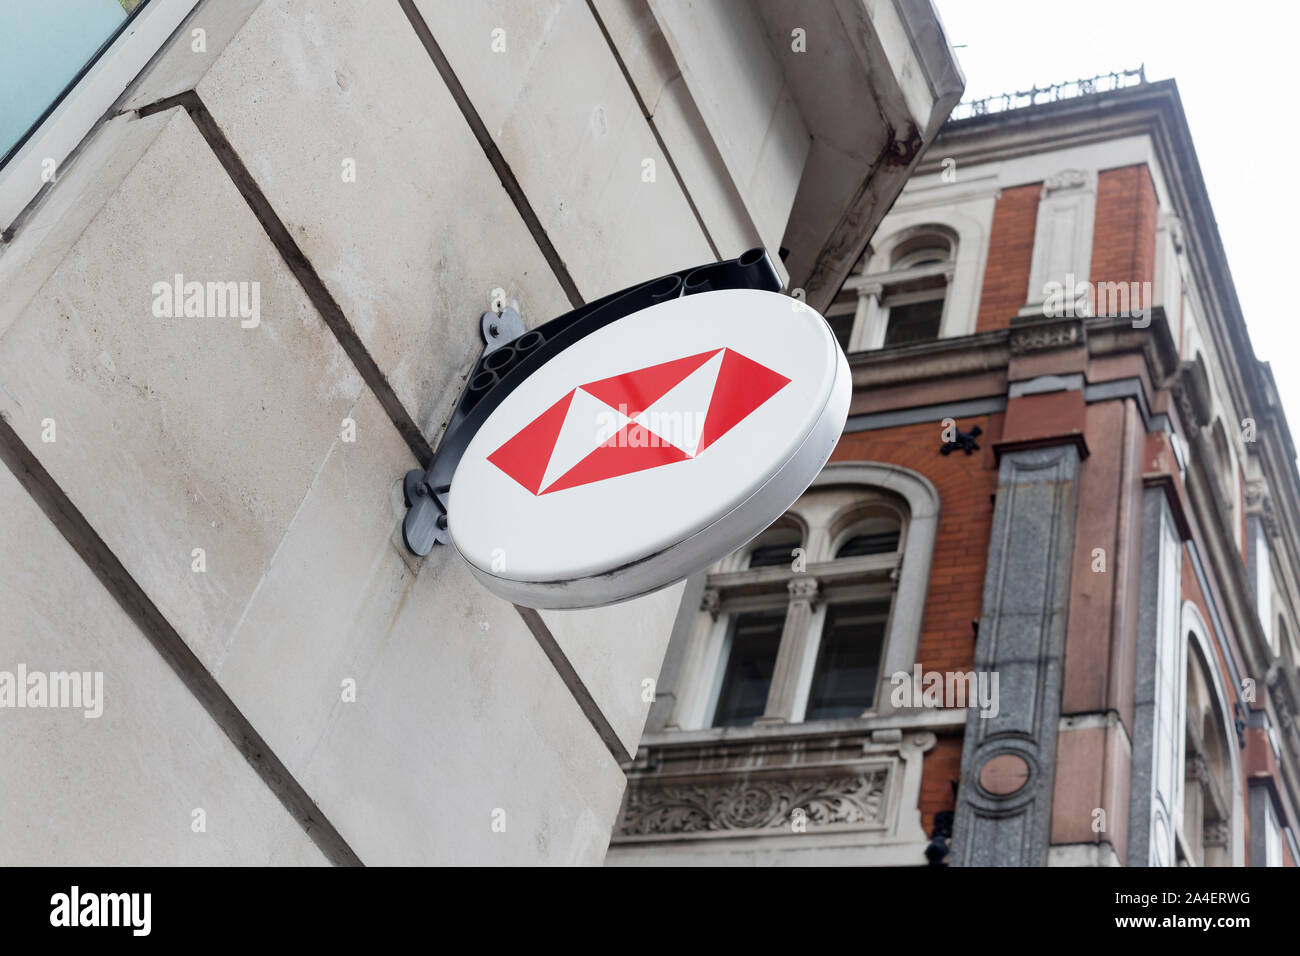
[919,735,964,835]
[1089,164,1158,301]
[831,416,1000,829]
[975,184,1040,332]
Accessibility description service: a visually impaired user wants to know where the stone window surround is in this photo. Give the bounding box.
[1176,601,1246,867]
[663,462,940,733]
[839,224,957,352]
[847,180,999,346]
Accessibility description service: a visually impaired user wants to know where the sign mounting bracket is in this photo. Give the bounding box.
[400,249,783,557]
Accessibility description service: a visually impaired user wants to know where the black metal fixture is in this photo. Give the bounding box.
[925,810,954,866]
[940,424,982,456]
[401,249,784,556]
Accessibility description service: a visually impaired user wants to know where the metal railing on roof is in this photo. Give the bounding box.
[948,66,1147,122]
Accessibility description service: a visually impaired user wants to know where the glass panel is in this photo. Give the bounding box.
[836,514,901,557]
[805,600,889,720]
[747,527,800,568]
[712,610,786,727]
[0,1,144,164]
[827,312,853,354]
[748,545,794,568]
[836,531,900,556]
[883,297,944,346]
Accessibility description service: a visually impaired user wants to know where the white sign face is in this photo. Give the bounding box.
[449,288,850,608]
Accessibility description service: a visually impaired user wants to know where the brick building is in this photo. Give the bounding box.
[608,73,1300,867]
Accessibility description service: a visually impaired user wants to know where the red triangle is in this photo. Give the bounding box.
[541,423,689,494]
[487,389,576,494]
[580,349,721,419]
[695,349,791,454]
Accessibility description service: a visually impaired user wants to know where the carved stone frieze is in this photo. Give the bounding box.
[613,729,936,844]
[616,768,888,837]
[1009,317,1084,355]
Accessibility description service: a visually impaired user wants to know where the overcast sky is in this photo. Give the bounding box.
[932,0,1299,451]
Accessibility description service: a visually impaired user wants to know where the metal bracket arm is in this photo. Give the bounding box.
[401,248,782,556]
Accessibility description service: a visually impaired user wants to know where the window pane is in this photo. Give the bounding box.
[713,610,786,727]
[748,544,795,568]
[747,527,800,568]
[883,298,943,346]
[836,530,900,557]
[827,312,853,353]
[805,601,889,720]
[0,0,140,163]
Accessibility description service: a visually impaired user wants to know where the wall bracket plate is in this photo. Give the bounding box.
[400,249,783,556]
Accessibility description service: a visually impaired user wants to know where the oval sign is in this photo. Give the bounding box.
[449,288,850,608]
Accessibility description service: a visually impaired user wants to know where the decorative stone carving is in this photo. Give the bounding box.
[1172,357,1213,431]
[1009,318,1083,355]
[1043,168,1093,194]
[700,587,720,619]
[616,768,888,837]
[613,727,942,859]
[787,576,820,604]
[1245,479,1282,539]
[1203,819,1230,848]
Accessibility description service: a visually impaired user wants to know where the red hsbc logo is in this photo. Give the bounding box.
[487,347,791,495]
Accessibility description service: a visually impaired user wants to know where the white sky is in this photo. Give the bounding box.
[932,0,1300,449]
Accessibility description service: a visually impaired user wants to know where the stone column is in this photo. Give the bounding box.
[1127,485,1184,866]
[756,577,820,724]
[951,444,1080,865]
[658,584,720,730]
[848,281,886,352]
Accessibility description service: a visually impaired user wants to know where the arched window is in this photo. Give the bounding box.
[745,522,803,569]
[670,463,939,730]
[833,505,904,558]
[825,226,956,353]
[1181,642,1233,865]
[1177,603,1245,866]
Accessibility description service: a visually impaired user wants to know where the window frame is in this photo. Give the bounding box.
[673,462,940,732]
[1178,601,1247,866]
[842,255,954,352]
[1,0,196,233]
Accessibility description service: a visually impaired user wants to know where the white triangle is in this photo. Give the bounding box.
[633,350,725,458]
[539,388,632,491]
